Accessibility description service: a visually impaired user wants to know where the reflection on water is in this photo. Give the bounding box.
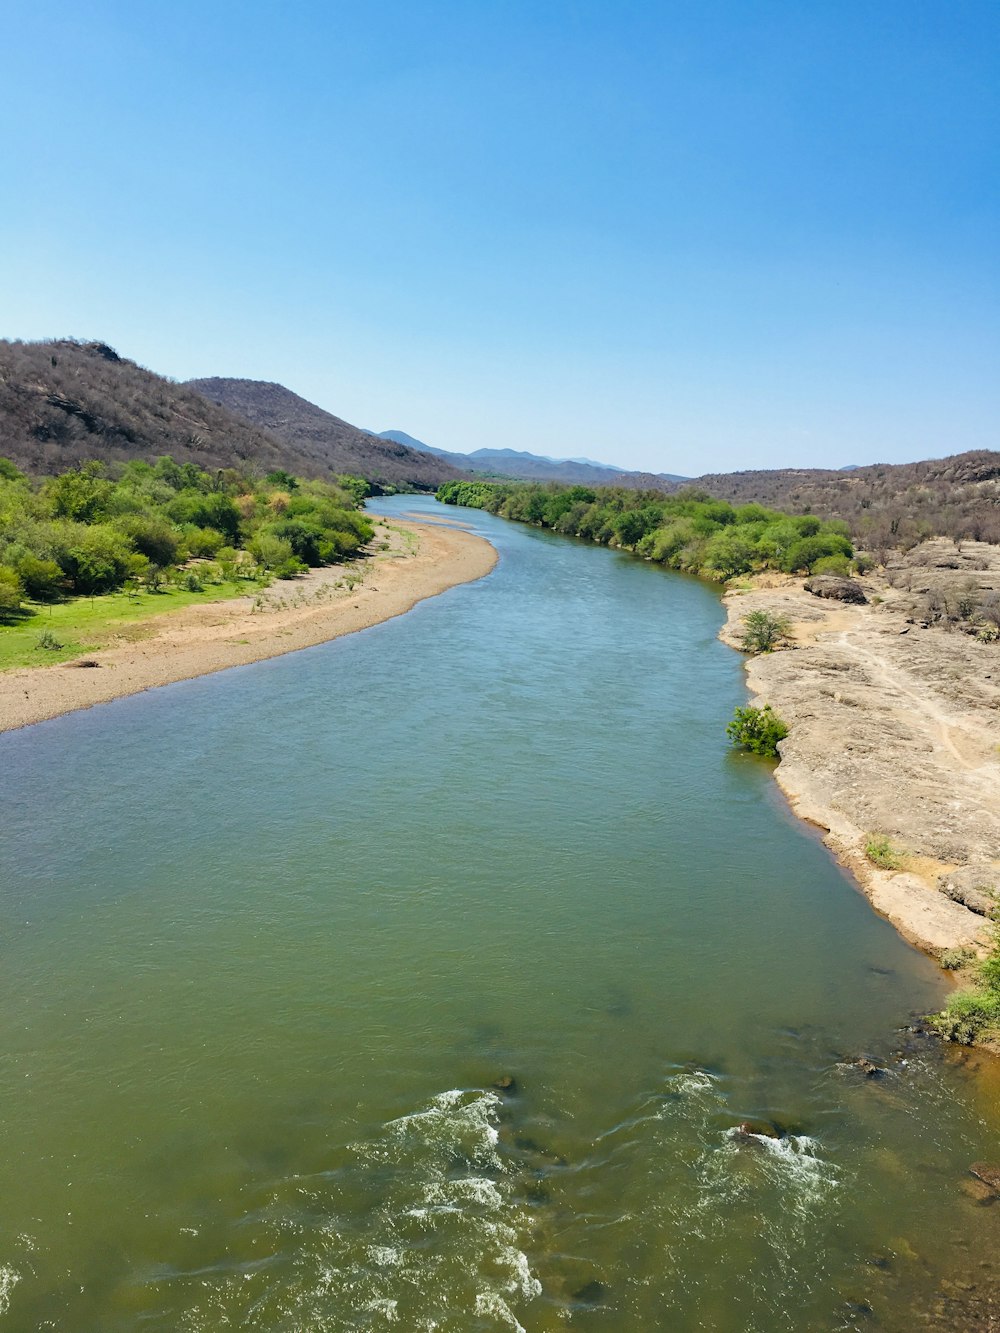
[0,494,997,1330]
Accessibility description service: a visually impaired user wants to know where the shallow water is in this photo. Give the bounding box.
[0,494,998,1331]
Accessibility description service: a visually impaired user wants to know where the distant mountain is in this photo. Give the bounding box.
[186,381,468,489]
[0,339,295,477]
[377,429,451,458]
[376,432,687,488]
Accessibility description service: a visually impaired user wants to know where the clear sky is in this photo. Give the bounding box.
[2,1,998,474]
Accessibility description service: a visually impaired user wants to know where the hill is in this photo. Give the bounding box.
[684,451,1000,547]
[0,339,296,477]
[377,431,688,488]
[188,381,466,490]
[378,429,451,457]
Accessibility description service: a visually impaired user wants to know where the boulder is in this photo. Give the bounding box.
[572,1281,609,1307]
[804,575,868,604]
[969,1163,1000,1194]
[733,1119,781,1139]
[853,1057,886,1078]
[939,866,998,917]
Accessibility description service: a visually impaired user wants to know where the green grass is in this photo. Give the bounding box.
[864,835,904,870]
[0,579,261,671]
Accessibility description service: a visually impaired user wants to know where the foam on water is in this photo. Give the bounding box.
[170,1088,541,1331]
[0,1268,20,1317]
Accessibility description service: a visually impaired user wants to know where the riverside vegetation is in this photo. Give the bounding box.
[0,456,373,667]
[436,480,856,579]
[936,919,1000,1045]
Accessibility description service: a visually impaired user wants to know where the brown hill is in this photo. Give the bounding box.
[187,378,467,490]
[0,339,295,477]
[683,451,1000,547]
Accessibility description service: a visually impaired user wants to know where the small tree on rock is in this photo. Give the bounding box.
[740,609,791,654]
[726,704,789,758]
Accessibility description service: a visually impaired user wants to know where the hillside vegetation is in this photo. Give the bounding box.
[0,454,373,642]
[188,378,466,491]
[0,339,295,477]
[0,340,464,491]
[685,451,1000,548]
[437,480,854,580]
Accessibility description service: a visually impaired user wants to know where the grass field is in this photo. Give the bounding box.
[0,579,260,671]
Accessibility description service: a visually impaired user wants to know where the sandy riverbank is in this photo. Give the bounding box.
[720,540,1000,959]
[0,518,497,734]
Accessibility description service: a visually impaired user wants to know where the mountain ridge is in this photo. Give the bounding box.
[185,379,466,489]
[376,430,688,487]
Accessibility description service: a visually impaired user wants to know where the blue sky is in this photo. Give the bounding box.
[2,1,997,473]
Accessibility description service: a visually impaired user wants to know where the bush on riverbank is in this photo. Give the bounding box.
[934,926,1000,1044]
[864,836,904,870]
[740,610,792,654]
[726,704,789,758]
[436,480,853,581]
[0,456,373,617]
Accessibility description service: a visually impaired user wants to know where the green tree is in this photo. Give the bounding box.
[16,555,65,601]
[740,609,791,653]
[726,704,789,758]
[0,565,24,620]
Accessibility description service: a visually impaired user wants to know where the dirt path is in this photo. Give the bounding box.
[0,518,497,735]
[720,544,1000,958]
[839,631,991,777]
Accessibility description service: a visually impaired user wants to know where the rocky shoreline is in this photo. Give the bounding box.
[720,538,1000,961]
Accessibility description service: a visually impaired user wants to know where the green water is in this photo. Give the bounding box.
[0,494,998,1331]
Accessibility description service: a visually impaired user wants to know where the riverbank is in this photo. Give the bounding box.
[0,518,496,733]
[720,539,1000,960]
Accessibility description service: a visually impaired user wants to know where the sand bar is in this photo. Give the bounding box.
[0,519,497,734]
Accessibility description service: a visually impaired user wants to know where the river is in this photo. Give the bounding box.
[0,493,997,1330]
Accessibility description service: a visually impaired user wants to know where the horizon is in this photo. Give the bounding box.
[3,1,998,474]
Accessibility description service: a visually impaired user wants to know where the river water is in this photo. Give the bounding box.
[0,494,998,1331]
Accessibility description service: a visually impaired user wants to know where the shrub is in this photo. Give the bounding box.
[266,518,325,565]
[812,554,852,577]
[703,530,757,579]
[740,609,791,654]
[864,835,903,870]
[249,533,295,571]
[781,533,853,573]
[63,526,133,594]
[726,704,789,758]
[933,980,1000,1044]
[213,546,239,578]
[941,947,977,971]
[275,556,308,579]
[183,525,225,558]
[35,629,63,651]
[0,564,24,620]
[16,554,65,601]
[115,514,181,567]
[167,490,241,542]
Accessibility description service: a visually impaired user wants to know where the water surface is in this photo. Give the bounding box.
[0,494,997,1330]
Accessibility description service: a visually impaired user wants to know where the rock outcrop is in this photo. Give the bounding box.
[721,542,1000,958]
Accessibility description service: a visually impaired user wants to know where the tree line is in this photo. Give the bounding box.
[436,480,854,579]
[0,456,373,620]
